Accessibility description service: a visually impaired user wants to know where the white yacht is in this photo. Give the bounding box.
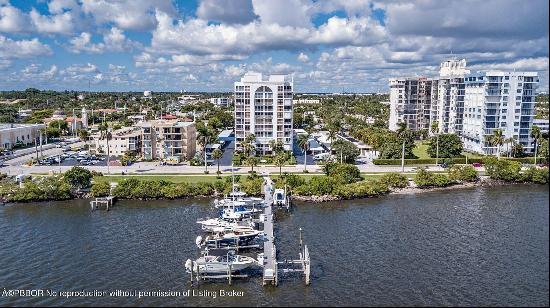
[185,250,258,274]
[273,188,289,209]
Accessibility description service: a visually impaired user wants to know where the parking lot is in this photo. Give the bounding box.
[37,150,108,167]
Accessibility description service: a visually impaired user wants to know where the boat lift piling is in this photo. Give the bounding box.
[90,196,115,211]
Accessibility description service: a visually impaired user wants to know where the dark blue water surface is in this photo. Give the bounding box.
[0,185,548,306]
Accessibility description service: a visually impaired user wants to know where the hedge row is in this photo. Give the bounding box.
[373,158,485,165]
[373,157,548,165]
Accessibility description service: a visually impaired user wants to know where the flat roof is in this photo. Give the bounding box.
[219,129,233,138]
[0,123,45,131]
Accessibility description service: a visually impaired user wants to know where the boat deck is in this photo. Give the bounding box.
[262,178,277,285]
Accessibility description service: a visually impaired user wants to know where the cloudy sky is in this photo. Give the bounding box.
[0,0,548,92]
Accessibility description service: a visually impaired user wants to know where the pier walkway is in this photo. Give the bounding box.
[262,177,277,285]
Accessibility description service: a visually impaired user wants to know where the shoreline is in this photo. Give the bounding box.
[1,177,546,205]
[291,177,534,202]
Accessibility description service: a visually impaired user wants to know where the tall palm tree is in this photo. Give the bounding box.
[99,125,112,174]
[531,125,541,165]
[297,134,310,172]
[489,129,505,159]
[326,119,341,155]
[504,137,516,157]
[430,121,439,165]
[211,148,223,174]
[197,127,215,172]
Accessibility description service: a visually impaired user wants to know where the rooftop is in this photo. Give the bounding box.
[0,123,45,131]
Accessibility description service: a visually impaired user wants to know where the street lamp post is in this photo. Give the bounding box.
[401,139,405,173]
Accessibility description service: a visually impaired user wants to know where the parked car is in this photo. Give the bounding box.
[472,162,482,168]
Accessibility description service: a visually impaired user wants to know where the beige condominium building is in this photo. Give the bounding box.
[139,120,196,162]
[93,120,196,162]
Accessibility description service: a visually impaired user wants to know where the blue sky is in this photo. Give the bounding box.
[0,0,548,92]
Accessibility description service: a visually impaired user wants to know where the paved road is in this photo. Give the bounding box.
[1,161,451,176]
[219,140,235,166]
[292,139,315,166]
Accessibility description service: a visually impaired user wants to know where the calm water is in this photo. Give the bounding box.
[0,185,548,306]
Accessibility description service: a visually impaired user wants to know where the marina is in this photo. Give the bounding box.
[186,175,310,286]
[0,185,548,306]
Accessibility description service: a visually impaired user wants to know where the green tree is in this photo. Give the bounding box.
[538,139,549,162]
[511,143,525,158]
[488,129,505,159]
[269,139,284,155]
[78,129,89,145]
[63,166,93,189]
[297,134,310,172]
[197,126,216,172]
[211,148,223,173]
[274,153,286,176]
[49,119,68,132]
[332,139,360,164]
[379,133,416,159]
[242,134,256,156]
[246,156,260,173]
[99,124,112,173]
[484,157,522,182]
[531,125,542,164]
[427,134,463,158]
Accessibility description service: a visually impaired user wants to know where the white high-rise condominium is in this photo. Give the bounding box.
[234,72,294,155]
[389,59,468,133]
[461,71,539,155]
[388,77,433,131]
[388,59,540,155]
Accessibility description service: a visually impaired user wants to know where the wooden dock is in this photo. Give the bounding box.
[262,177,278,285]
[262,177,310,286]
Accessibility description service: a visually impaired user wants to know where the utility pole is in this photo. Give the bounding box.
[107,128,111,175]
[39,131,43,157]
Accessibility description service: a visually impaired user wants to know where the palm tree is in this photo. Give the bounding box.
[99,125,112,174]
[326,119,341,155]
[197,127,215,172]
[431,121,440,165]
[489,129,505,159]
[274,153,286,176]
[211,148,223,174]
[269,139,283,155]
[397,121,408,136]
[242,134,256,156]
[246,156,259,173]
[78,129,89,150]
[504,137,516,157]
[531,125,541,165]
[297,134,310,172]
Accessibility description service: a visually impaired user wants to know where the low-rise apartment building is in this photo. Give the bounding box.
[0,123,46,149]
[92,120,196,161]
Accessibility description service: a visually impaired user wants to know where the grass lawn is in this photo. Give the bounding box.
[413,141,431,159]
[414,140,485,160]
[92,175,227,184]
